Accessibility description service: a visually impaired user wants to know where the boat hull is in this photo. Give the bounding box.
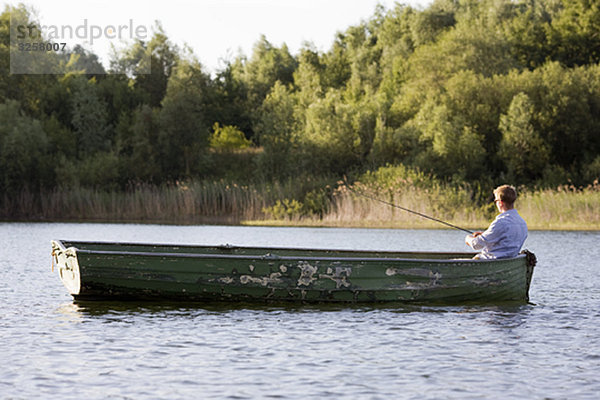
[51,240,535,304]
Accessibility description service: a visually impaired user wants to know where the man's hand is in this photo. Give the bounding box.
[465,231,483,246]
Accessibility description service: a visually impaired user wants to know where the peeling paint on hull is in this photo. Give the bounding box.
[51,240,536,304]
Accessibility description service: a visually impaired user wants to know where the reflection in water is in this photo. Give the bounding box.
[54,302,85,323]
[483,304,534,331]
[72,299,396,317]
[69,298,534,318]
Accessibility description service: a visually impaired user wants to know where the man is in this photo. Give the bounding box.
[465,184,528,259]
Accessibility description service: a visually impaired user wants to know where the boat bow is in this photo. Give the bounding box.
[51,240,81,295]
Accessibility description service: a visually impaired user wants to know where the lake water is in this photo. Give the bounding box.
[1,222,599,399]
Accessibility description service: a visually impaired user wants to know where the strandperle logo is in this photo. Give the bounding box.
[15,19,148,45]
[10,16,150,74]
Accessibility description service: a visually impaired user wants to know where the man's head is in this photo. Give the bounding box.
[493,184,517,210]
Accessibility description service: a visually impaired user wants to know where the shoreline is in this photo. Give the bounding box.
[3,180,599,232]
[2,217,598,231]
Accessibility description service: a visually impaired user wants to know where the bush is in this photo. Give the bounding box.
[209,123,252,151]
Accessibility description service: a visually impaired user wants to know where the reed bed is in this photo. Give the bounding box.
[1,178,333,224]
[2,179,599,230]
[317,181,491,229]
[316,181,600,230]
[2,181,275,224]
[518,182,600,230]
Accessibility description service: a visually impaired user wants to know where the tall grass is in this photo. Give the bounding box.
[319,180,491,229]
[518,181,600,230]
[2,178,599,230]
[318,180,600,230]
[0,178,333,224]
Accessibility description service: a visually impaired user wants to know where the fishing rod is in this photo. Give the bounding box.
[343,178,474,234]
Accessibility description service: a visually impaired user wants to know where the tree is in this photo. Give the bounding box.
[294,44,324,106]
[377,4,417,109]
[255,81,300,177]
[413,100,486,180]
[137,26,178,107]
[340,21,383,100]
[442,70,507,162]
[211,61,252,135]
[111,24,179,107]
[116,104,161,182]
[547,0,600,66]
[0,100,49,192]
[0,5,59,115]
[159,58,212,177]
[502,0,553,69]
[410,1,456,47]
[238,35,297,136]
[409,14,517,80]
[62,45,106,75]
[302,89,377,174]
[321,33,351,90]
[532,62,597,170]
[70,76,112,157]
[498,92,549,181]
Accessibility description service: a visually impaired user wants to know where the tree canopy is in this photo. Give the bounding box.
[1,0,600,199]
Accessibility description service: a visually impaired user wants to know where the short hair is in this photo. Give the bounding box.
[494,184,517,206]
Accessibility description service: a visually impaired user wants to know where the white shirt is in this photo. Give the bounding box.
[466,209,528,259]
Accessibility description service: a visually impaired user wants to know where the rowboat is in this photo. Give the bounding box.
[51,240,536,304]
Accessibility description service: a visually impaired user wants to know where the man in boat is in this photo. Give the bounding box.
[465,184,528,259]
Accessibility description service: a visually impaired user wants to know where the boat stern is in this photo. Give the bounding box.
[51,240,81,295]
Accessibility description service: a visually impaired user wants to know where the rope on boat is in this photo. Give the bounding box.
[521,249,537,267]
[51,249,56,272]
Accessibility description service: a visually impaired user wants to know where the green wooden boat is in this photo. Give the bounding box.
[51,240,536,304]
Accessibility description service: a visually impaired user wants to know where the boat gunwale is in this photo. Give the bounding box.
[76,249,526,263]
[55,239,526,264]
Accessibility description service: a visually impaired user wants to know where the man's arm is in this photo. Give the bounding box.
[465,231,485,250]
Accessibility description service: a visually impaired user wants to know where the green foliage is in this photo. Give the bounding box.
[441,70,505,157]
[534,62,599,170]
[64,45,106,75]
[0,6,60,114]
[582,156,600,184]
[118,105,162,182]
[43,114,76,158]
[70,77,112,156]
[255,81,301,178]
[411,2,456,46]
[360,163,436,190]
[3,0,600,218]
[237,35,297,124]
[320,35,351,90]
[111,24,178,107]
[302,90,377,173]
[212,62,252,134]
[262,198,303,220]
[55,151,120,189]
[498,92,550,181]
[262,187,332,220]
[412,100,486,180]
[547,0,600,66]
[294,45,324,105]
[302,187,331,219]
[209,123,251,151]
[0,100,49,191]
[158,57,212,177]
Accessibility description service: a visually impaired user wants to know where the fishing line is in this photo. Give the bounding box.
[343,178,474,234]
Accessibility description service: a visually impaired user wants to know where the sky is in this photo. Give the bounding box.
[6,0,433,74]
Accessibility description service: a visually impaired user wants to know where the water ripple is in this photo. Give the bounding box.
[1,224,600,399]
